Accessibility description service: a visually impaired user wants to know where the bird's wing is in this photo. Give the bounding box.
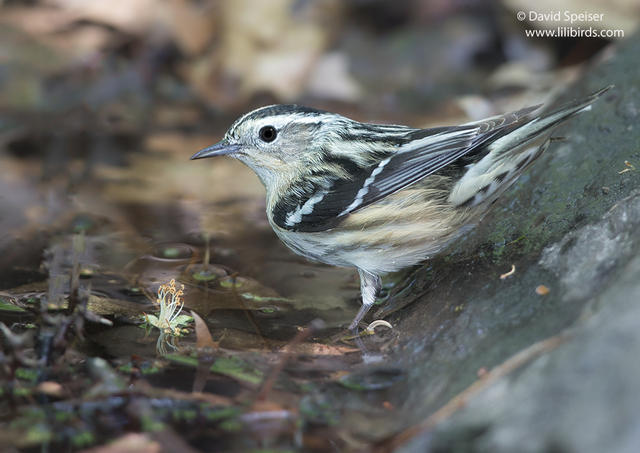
[272,105,541,233]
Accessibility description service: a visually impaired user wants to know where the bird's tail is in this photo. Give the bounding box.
[448,85,612,208]
[488,85,613,156]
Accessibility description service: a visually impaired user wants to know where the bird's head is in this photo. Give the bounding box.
[191,105,342,188]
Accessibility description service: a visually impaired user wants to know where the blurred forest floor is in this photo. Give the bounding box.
[0,0,638,452]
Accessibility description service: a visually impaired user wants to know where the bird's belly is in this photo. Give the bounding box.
[271,226,349,267]
[270,197,475,275]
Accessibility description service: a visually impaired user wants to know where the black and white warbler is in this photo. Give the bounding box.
[192,86,611,331]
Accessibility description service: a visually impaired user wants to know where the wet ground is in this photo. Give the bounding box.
[0,75,407,451]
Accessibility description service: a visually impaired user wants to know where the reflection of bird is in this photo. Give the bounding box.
[192,86,611,331]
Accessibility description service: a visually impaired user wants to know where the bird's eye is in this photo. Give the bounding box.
[259,125,277,142]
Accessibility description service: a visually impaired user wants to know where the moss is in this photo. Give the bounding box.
[210,356,263,386]
[0,298,26,312]
[166,354,263,386]
[25,424,52,445]
[71,430,95,448]
[203,406,241,421]
[15,368,38,383]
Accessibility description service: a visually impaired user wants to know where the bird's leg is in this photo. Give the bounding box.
[349,269,382,332]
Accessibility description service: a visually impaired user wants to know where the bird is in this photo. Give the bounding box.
[191,86,611,331]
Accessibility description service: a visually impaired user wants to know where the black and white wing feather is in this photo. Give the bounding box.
[272,105,541,233]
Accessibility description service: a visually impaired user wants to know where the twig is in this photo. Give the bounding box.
[376,330,570,452]
[229,273,269,350]
[255,320,323,402]
[499,264,516,280]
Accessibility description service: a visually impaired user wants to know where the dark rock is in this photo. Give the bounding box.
[392,31,640,453]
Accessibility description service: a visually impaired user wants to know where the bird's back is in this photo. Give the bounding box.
[271,87,611,274]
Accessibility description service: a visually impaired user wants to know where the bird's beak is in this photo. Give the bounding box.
[190,140,240,160]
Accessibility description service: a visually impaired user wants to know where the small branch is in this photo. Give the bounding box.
[255,319,324,403]
[376,331,570,452]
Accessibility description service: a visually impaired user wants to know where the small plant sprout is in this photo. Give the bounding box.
[144,279,193,355]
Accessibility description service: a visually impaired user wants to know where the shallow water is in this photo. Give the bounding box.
[1,135,365,325]
[0,121,407,449]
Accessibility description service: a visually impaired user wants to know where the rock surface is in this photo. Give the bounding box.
[387,31,640,453]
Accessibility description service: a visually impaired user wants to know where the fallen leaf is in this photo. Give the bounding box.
[190,310,217,350]
[36,381,65,397]
[536,285,550,296]
[293,343,359,356]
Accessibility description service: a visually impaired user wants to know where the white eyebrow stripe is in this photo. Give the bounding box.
[339,156,392,216]
[285,190,328,227]
[259,114,334,132]
[228,107,336,137]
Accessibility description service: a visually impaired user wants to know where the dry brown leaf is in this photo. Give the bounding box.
[187,0,340,105]
[0,7,77,35]
[190,310,217,350]
[292,342,359,356]
[536,285,550,296]
[166,0,220,56]
[36,381,65,397]
[45,0,164,34]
